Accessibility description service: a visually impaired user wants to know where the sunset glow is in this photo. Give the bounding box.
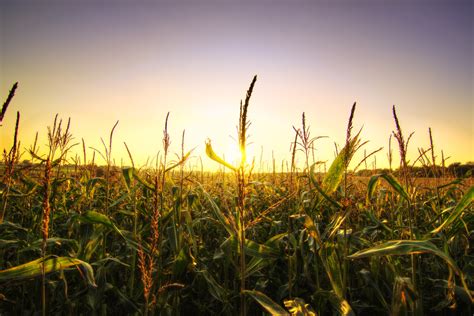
[0,0,472,170]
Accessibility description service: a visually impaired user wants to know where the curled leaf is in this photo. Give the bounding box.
[205,139,237,171]
[367,173,410,203]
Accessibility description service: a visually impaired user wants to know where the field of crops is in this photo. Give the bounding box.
[0,80,473,315]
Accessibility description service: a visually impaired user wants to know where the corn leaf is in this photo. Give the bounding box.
[302,214,322,247]
[122,167,133,190]
[309,165,343,209]
[0,256,96,287]
[200,187,235,236]
[78,211,125,239]
[131,169,155,191]
[367,173,410,203]
[348,239,472,301]
[348,240,458,272]
[321,135,360,195]
[224,236,280,259]
[244,233,288,277]
[205,140,237,171]
[0,239,20,248]
[322,149,345,195]
[197,269,229,302]
[320,244,344,298]
[20,238,79,253]
[431,186,473,234]
[244,290,289,315]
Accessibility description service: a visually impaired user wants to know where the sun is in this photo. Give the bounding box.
[225,143,243,167]
[224,143,256,168]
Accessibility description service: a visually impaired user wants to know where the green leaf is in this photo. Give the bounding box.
[0,239,20,248]
[366,174,380,202]
[367,173,410,203]
[122,167,133,190]
[431,186,473,234]
[321,133,360,195]
[172,248,188,276]
[224,236,280,259]
[79,226,104,261]
[20,238,79,253]
[130,169,154,191]
[244,238,280,259]
[302,214,322,247]
[199,187,235,236]
[348,239,472,302]
[0,220,28,232]
[322,149,345,195]
[110,193,129,208]
[309,166,343,209]
[320,244,344,298]
[92,257,130,268]
[78,211,125,239]
[133,175,154,192]
[244,233,287,277]
[244,290,289,315]
[20,173,40,189]
[197,269,229,302]
[325,212,349,240]
[348,240,457,272]
[0,256,96,287]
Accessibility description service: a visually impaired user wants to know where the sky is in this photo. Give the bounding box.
[0,0,472,171]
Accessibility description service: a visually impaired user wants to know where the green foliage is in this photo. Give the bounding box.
[367,172,410,203]
[1,150,473,315]
[431,185,473,234]
[0,256,96,287]
[348,240,461,276]
[243,290,288,315]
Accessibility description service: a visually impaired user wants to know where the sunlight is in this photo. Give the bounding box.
[225,143,243,167]
[224,143,257,168]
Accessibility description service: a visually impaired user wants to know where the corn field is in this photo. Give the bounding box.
[0,79,473,315]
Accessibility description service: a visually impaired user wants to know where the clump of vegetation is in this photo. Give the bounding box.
[0,79,472,315]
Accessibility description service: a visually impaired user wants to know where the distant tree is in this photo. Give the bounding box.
[448,162,473,177]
